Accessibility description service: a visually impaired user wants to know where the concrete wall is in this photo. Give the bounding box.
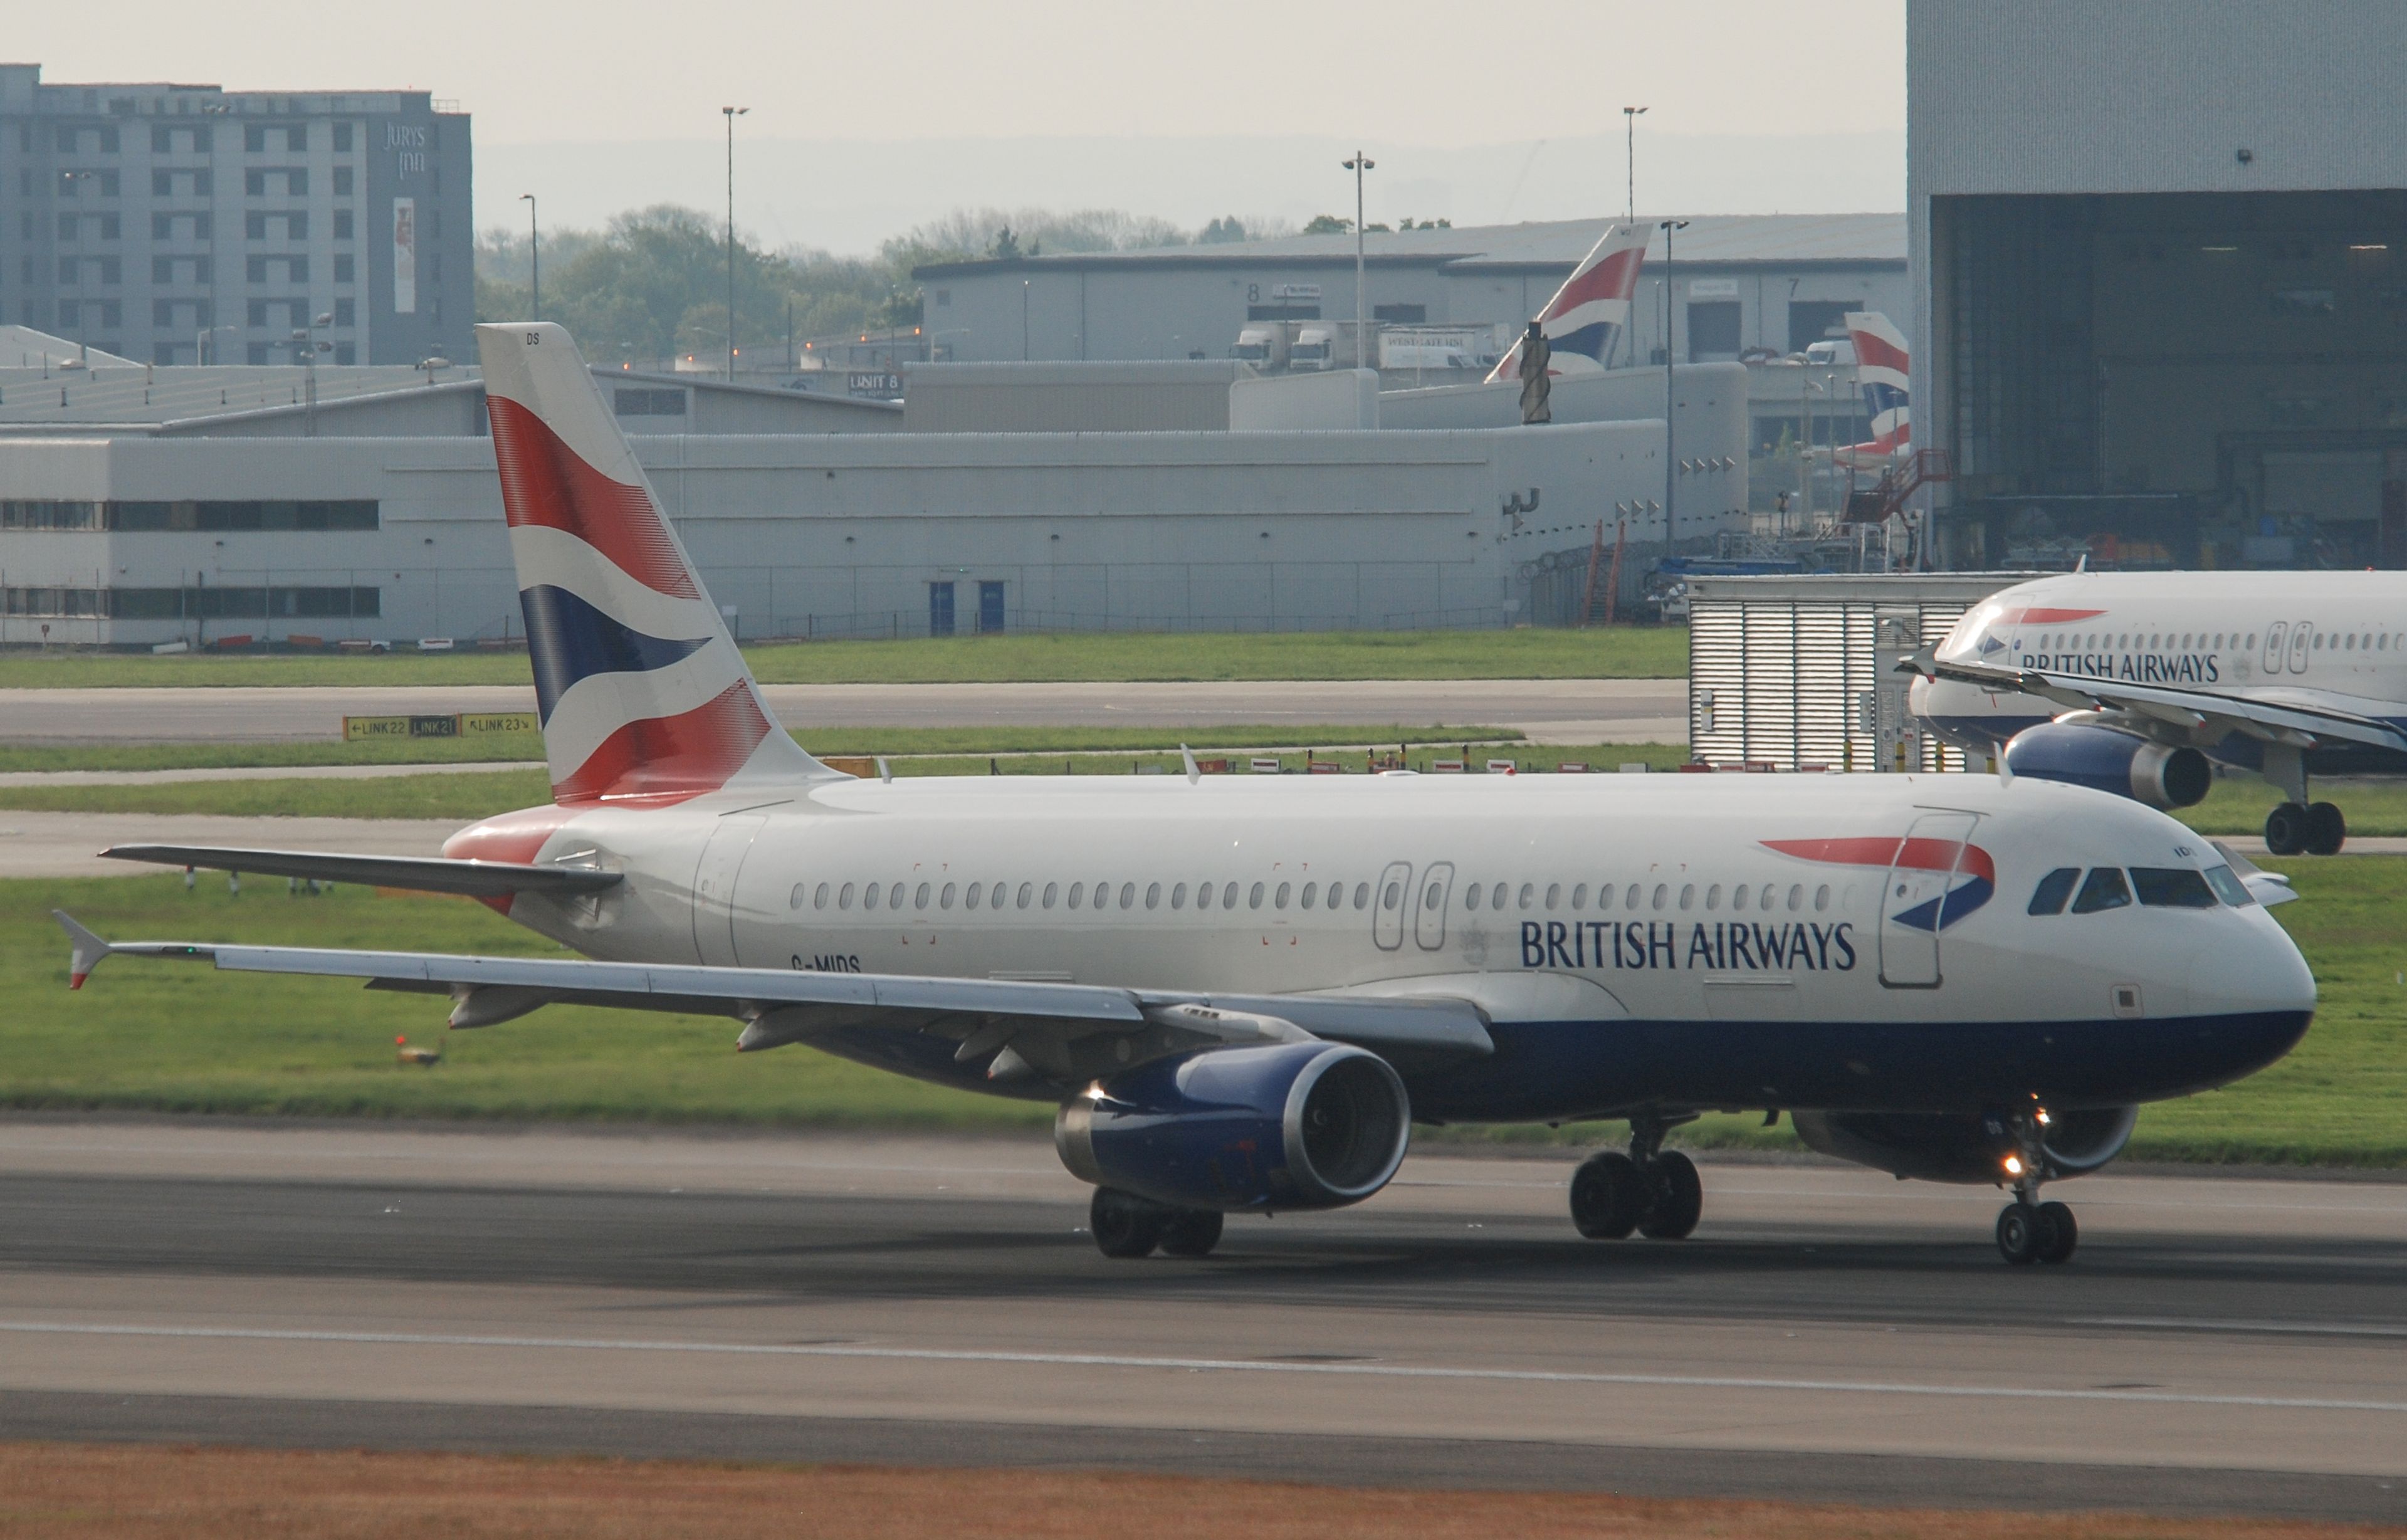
[1227,370,1380,432]
[901,361,1245,432]
[0,417,1674,644]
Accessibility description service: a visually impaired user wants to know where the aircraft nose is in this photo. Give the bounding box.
[2181,908,2317,1021]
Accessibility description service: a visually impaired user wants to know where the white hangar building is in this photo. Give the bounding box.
[0,343,1750,647]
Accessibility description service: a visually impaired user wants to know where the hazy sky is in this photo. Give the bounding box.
[18,1,1907,249]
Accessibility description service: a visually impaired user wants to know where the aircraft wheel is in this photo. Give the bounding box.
[2263,802,2309,856]
[1570,1151,1644,1239]
[1090,1186,1167,1259]
[1637,1150,1703,1240]
[1996,1201,2042,1265]
[2035,1200,2079,1264]
[2306,801,2346,856]
[1157,1207,1225,1259]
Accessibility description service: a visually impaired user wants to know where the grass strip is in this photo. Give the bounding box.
[0,745,1692,819]
[3,854,2401,1165]
[0,725,1525,775]
[0,626,1686,688]
[0,1443,2351,1540]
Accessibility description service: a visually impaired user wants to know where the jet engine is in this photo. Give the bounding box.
[2003,722,2211,810]
[1055,1040,1410,1212]
[1791,1105,2138,1185]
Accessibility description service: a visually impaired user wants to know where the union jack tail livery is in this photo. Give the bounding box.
[475,322,832,805]
[1484,223,1648,384]
[1835,310,1910,465]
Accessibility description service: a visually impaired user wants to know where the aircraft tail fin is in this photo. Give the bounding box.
[473,322,833,805]
[1835,310,1911,466]
[1485,222,1649,384]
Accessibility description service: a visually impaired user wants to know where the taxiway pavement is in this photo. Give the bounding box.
[0,680,1687,747]
[0,1120,2399,1522]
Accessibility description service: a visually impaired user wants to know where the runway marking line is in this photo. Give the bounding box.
[2079,1317,2407,1339]
[5,1320,2404,1417]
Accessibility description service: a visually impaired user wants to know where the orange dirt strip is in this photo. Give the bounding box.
[0,1444,2398,1540]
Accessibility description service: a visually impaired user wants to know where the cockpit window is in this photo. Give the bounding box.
[2203,864,2255,907]
[2027,867,2080,916]
[2069,867,2133,914]
[2132,867,2218,909]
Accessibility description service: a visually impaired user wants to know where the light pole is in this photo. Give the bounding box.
[1342,150,1375,369]
[196,325,234,365]
[59,170,97,363]
[722,106,748,380]
[1622,107,1647,224]
[1021,279,1030,361]
[518,193,539,322]
[1659,218,1689,540]
[291,312,333,436]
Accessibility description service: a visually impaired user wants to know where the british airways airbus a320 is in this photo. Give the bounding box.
[56,323,2317,1267]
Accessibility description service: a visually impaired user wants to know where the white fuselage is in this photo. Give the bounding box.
[1916,570,2407,750]
[456,770,2314,1121]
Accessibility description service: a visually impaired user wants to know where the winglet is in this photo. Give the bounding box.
[51,911,112,989]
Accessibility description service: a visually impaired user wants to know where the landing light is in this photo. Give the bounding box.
[2036,1109,2052,1127]
[2003,1155,2025,1177]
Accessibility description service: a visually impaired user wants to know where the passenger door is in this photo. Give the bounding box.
[1372,861,1412,951]
[691,813,768,966]
[1414,862,1454,950]
[2288,621,2313,674]
[1878,810,1978,989]
[2262,621,2286,676]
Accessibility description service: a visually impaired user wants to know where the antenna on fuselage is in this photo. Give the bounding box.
[1993,740,2014,787]
[1180,745,1200,785]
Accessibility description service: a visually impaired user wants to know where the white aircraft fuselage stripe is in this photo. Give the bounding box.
[541,644,753,775]
[507,525,724,642]
[512,772,2312,1040]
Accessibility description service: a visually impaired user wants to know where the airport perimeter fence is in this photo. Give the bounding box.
[760,606,1519,642]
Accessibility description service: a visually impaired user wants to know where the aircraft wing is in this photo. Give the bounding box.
[50,914,1494,1082]
[1906,654,2407,755]
[100,844,623,900]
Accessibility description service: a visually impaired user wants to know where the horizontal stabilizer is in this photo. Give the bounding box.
[99,844,622,899]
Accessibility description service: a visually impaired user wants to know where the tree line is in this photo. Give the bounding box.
[473,206,1301,367]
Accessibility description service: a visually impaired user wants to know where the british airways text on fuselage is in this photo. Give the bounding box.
[2009,649,2221,684]
[1521,919,1857,971]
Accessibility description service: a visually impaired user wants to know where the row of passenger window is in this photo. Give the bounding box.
[792,877,1377,914]
[2028,865,2250,916]
[1462,879,1833,914]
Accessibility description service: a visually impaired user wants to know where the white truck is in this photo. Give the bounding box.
[1233,322,1293,371]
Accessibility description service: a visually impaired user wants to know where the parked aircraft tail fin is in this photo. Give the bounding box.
[1485,222,1649,384]
[473,322,833,805]
[1835,310,1911,466]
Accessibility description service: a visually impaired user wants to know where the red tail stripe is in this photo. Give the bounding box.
[1849,332,1911,375]
[488,395,700,600]
[1763,835,1995,883]
[1546,248,1645,316]
[552,680,772,806]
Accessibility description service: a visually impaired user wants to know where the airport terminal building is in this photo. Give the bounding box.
[0,347,1747,647]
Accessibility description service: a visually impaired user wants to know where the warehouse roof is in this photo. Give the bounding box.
[913,211,1905,279]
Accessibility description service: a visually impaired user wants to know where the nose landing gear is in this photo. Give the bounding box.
[1994,1109,2079,1265]
[1570,1114,1702,1242]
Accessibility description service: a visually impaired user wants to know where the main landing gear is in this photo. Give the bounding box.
[1089,1186,1224,1259]
[1994,1109,2078,1265]
[2260,743,2344,856]
[1569,1114,1703,1242]
[2263,799,2345,857]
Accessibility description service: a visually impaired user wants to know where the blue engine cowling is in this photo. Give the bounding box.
[2003,722,2211,809]
[1791,1105,2137,1185]
[1054,1041,1411,1212]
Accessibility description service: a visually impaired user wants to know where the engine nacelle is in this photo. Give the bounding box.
[1792,1105,2138,1185]
[1055,1041,1410,1212]
[2003,722,2210,810]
